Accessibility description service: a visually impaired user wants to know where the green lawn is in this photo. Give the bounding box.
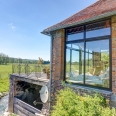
[0,64,12,92]
[0,63,12,76]
[0,77,10,92]
[0,63,49,93]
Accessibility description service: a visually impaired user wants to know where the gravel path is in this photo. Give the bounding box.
[0,95,8,116]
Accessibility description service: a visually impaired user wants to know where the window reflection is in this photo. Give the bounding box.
[85,40,110,88]
[66,44,71,48]
[66,49,70,78]
[67,33,84,41]
[65,20,110,88]
[86,28,110,38]
[66,42,84,84]
[86,20,110,31]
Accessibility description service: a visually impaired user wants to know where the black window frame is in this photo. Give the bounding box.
[64,18,112,91]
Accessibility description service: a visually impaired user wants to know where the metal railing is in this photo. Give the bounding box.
[12,63,49,79]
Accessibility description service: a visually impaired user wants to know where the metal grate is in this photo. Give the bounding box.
[12,63,49,79]
[86,20,110,31]
[66,26,84,35]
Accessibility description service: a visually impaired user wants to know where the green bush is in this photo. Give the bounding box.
[51,88,116,116]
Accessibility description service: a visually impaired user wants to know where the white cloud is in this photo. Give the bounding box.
[8,23,16,31]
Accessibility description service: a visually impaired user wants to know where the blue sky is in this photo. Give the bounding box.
[0,0,97,60]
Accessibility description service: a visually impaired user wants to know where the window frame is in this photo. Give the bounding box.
[64,18,112,90]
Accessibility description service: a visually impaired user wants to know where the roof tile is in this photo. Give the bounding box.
[43,0,116,33]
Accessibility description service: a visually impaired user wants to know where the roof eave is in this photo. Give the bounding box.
[42,10,116,36]
[41,31,51,36]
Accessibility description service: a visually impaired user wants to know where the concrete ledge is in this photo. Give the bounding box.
[11,74,49,86]
[67,84,112,99]
[110,94,116,108]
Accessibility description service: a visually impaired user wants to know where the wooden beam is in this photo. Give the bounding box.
[14,104,35,116]
[14,98,41,114]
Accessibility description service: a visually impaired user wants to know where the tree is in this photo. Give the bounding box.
[38,57,44,64]
[18,58,22,63]
[0,53,9,65]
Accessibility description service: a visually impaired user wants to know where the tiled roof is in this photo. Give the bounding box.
[42,0,116,35]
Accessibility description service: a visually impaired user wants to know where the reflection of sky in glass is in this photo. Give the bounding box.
[66,40,109,62]
[66,44,71,47]
[86,28,110,38]
[72,43,84,50]
[72,44,79,49]
[66,42,84,62]
[86,39,109,52]
[68,32,84,41]
[86,53,92,60]
[72,50,79,62]
[66,49,70,62]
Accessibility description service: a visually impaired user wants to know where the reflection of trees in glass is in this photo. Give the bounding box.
[101,52,109,68]
[101,52,109,62]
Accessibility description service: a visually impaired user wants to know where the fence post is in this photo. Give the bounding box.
[12,63,14,74]
[18,64,21,75]
[27,63,28,77]
[25,63,26,74]
[38,64,40,78]
[35,64,36,77]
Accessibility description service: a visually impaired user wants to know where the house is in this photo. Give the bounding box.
[42,0,116,108]
[8,0,116,115]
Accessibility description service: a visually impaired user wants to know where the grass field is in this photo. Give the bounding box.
[0,63,49,93]
[0,77,10,92]
[0,64,12,92]
[0,63,12,76]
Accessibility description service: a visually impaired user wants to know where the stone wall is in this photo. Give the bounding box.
[8,75,50,116]
[112,15,116,95]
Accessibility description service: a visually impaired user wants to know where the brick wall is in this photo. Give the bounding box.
[112,15,116,94]
[51,29,65,102]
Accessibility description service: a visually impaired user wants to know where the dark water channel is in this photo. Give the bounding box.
[0,95,8,116]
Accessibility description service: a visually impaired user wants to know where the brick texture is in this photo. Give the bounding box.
[51,29,65,104]
[112,15,116,94]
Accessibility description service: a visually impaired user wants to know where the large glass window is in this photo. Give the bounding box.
[65,19,111,89]
[85,40,110,88]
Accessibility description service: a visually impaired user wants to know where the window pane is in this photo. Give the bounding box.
[85,40,110,88]
[86,20,110,31]
[67,33,84,41]
[66,44,71,48]
[66,26,84,41]
[66,49,70,79]
[66,42,84,84]
[86,28,110,38]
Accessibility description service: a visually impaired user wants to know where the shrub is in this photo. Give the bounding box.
[43,66,50,79]
[51,88,116,116]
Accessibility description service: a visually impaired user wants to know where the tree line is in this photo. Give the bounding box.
[0,53,50,65]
